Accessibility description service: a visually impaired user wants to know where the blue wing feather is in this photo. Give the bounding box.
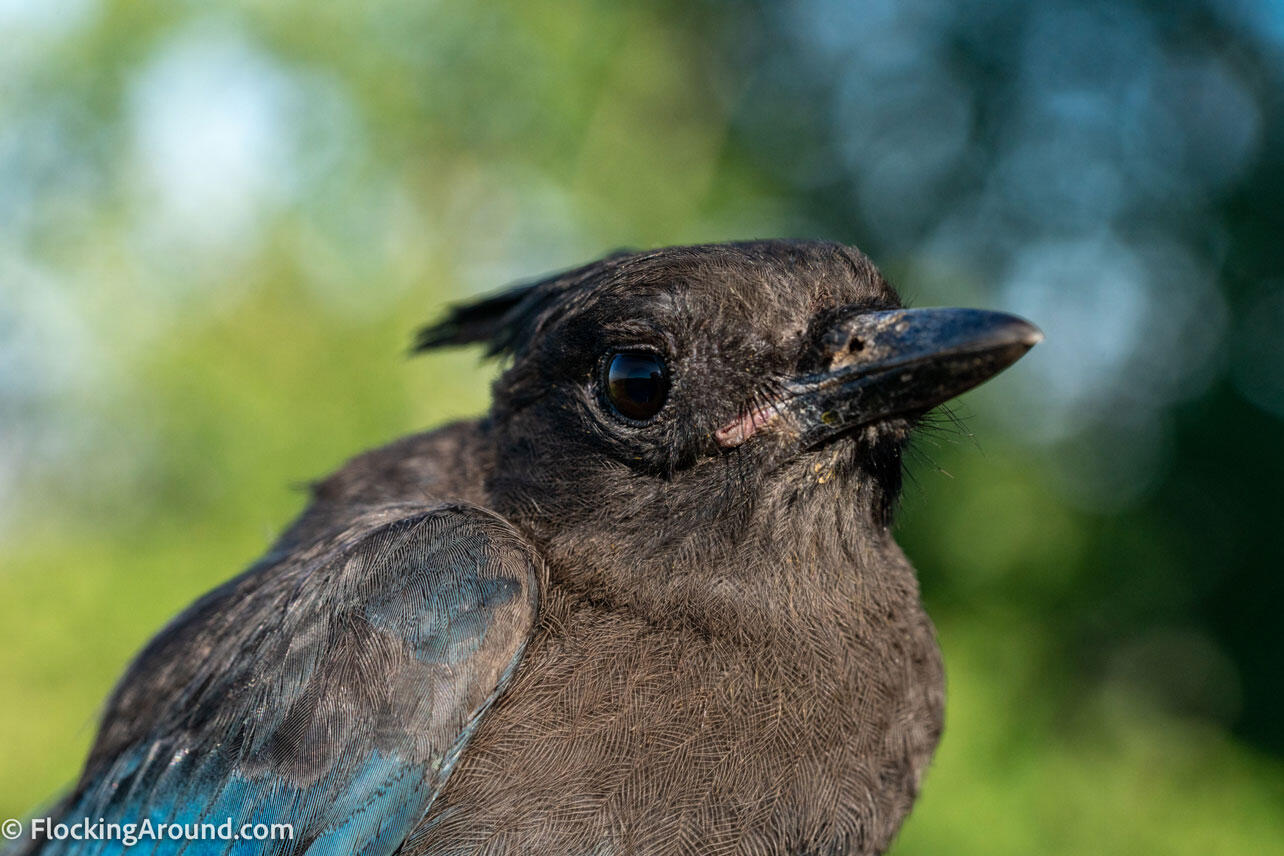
[21,504,538,856]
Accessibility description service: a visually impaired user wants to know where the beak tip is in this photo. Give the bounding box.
[1015,319,1044,349]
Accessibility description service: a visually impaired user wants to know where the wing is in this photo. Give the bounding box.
[30,503,538,856]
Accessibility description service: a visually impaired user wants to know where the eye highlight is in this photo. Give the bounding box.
[604,351,669,422]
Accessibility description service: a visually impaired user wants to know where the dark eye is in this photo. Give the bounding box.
[604,351,669,422]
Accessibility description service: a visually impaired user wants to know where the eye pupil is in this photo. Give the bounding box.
[606,351,669,421]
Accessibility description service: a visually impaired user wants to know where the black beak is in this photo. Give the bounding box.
[779,307,1042,450]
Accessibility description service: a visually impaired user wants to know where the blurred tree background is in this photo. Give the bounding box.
[2,0,1282,852]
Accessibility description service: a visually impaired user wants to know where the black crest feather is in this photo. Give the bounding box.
[412,284,542,357]
[413,250,637,358]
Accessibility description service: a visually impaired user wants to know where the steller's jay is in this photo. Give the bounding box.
[15,240,1040,855]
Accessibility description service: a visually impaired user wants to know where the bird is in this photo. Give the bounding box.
[13,239,1040,856]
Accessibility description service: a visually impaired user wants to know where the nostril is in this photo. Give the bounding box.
[848,337,865,354]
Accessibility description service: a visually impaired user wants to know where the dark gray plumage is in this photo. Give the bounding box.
[18,239,1040,856]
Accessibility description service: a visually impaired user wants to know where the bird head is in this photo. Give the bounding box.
[417,240,1040,627]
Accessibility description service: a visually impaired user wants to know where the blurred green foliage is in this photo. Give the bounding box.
[2,0,1282,852]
